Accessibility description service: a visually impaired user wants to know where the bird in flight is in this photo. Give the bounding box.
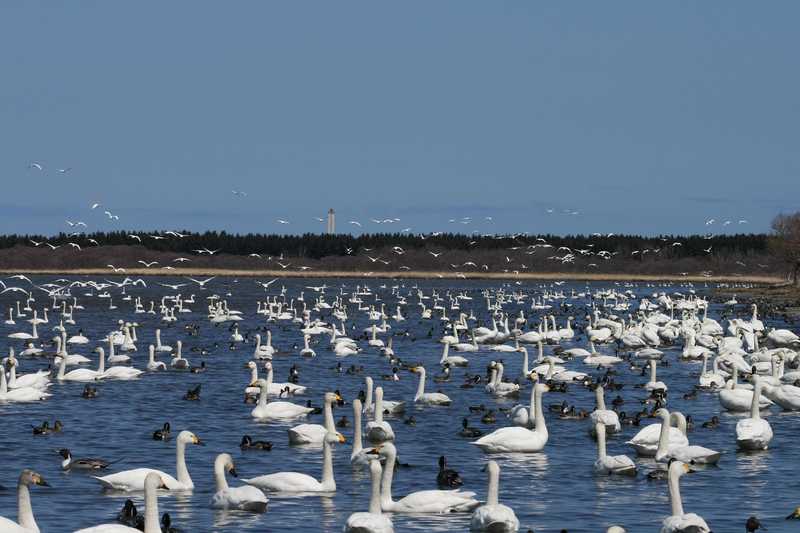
[138,260,158,268]
[258,279,279,290]
[173,257,191,263]
[29,240,43,247]
[165,231,188,238]
[28,162,43,171]
[67,242,81,251]
[57,168,72,174]
[349,221,362,227]
[160,282,187,290]
[186,276,216,288]
[276,262,291,269]
[91,203,101,210]
[104,210,119,220]
[429,251,443,258]
[107,265,126,273]
[128,235,142,243]
[232,190,248,197]
[276,219,290,224]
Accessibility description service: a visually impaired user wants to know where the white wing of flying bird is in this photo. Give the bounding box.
[91,203,101,209]
[160,282,187,290]
[173,257,191,262]
[88,239,99,245]
[248,253,262,258]
[29,240,43,247]
[205,248,221,255]
[66,220,75,226]
[107,265,126,273]
[349,220,362,227]
[67,242,81,251]
[277,219,290,224]
[165,231,188,238]
[738,219,749,224]
[429,251,442,257]
[8,274,33,284]
[276,262,291,269]
[57,167,71,173]
[258,279,278,290]
[128,234,142,242]
[28,162,43,170]
[149,235,166,240]
[314,217,324,222]
[137,261,158,268]
[45,243,60,250]
[1,287,30,296]
[705,218,715,225]
[187,276,216,287]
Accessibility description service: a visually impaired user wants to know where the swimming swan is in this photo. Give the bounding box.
[472,383,549,453]
[593,423,636,476]
[660,460,710,533]
[210,453,268,512]
[74,472,166,532]
[94,430,203,491]
[470,461,519,532]
[0,469,49,533]
[288,391,343,445]
[736,376,773,450]
[409,366,451,405]
[250,368,314,420]
[344,458,394,533]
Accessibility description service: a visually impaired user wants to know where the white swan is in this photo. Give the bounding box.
[644,360,667,392]
[364,376,405,414]
[472,383,549,453]
[470,461,519,532]
[366,386,395,443]
[245,361,307,396]
[509,376,537,428]
[55,353,99,382]
[344,458,394,533]
[0,469,49,533]
[590,385,620,434]
[0,363,50,402]
[94,430,203,491]
[288,391,343,445]
[660,461,711,533]
[440,342,469,366]
[95,347,143,380]
[593,423,636,476]
[210,453,268,512]
[485,361,520,397]
[626,416,688,458]
[170,340,189,369]
[250,367,314,420]
[146,345,166,371]
[154,328,172,352]
[368,441,479,513]
[300,334,316,357]
[719,366,772,411]
[5,352,50,390]
[74,472,166,532]
[654,409,720,465]
[243,432,344,492]
[409,366,451,405]
[736,376,773,450]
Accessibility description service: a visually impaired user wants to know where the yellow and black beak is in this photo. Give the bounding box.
[787,507,800,520]
[335,393,343,402]
[337,433,347,444]
[35,474,50,487]
[193,435,205,446]
[229,467,238,478]
[409,367,419,373]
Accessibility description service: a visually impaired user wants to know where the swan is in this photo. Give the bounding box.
[719,366,772,411]
[210,453,268,512]
[154,329,172,352]
[55,353,100,382]
[655,409,720,465]
[253,331,276,359]
[0,469,49,533]
[698,355,725,388]
[105,337,130,365]
[94,430,203,491]
[590,385,621,434]
[626,416,688,457]
[485,362,520,397]
[300,334,316,357]
[544,359,586,383]
[762,379,800,411]
[660,460,711,533]
[245,361,307,396]
[440,343,469,366]
[409,366,451,405]
[146,345,166,371]
[5,354,50,390]
[170,340,189,369]
[472,383,549,453]
[0,367,50,402]
[366,386,395,443]
[645,360,667,392]
[593,423,636,476]
[364,377,405,414]
[243,432,344,492]
[8,320,37,340]
[95,347,143,380]
[344,458,394,533]
[509,375,537,428]
[74,472,166,532]
[55,333,91,365]
[470,461,519,532]
[250,370,314,420]
[368,441,479,513]
[288,391,343,445]
[736,376,773,450]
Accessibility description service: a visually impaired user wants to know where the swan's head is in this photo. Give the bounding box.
[247,361,257,369]
[655,408,670,420]
[526,371,539,382]
[250,378,268,388]
[216,453,237,477]
[94,347,105,356]
[325,391,343,404]
[409,366,426,374]
[144,472,168,491]
[667,458,694,477]
[264,362,273,372]
[20,469,49,487]
[326,432,346,445]
[177,430,203,446]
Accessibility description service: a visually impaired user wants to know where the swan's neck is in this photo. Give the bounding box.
[353,403,363,456]
[656,412,671,457]
[596,426,607,460]
[144,480,160,533]
[17,482,38,531]
[521,348,529,377]
[321,439,335,491]
[156,330,162,347]
[214,458,229,492]
[596,387,606,411]
[440,343,449,364]
[650,361,657,382]
[380,447,396,507]
[258,382,269,408]
[250,365,258,384]
[537,342,544,362]
[368,463,382,515]
[375,390,384,423]
[97,349,105,374]
[324,397,336,431]
[0,368,8,395]
[486,467,500,506]
[495,364,504,383]
[668,470,684,516]
[414,370,426,400]
[175,440,192,486]
[533,387,547,438]
[57,355,66,379]
[365,378,374,412]
[701,356,708,375]
[751,383,762,420]
[8,364,17,386]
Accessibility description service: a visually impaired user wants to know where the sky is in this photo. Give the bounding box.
[1,1,799,237]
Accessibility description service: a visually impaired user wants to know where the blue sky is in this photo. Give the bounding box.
[1,2,798,237]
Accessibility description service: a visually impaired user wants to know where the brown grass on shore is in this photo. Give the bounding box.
[0,267,783,284]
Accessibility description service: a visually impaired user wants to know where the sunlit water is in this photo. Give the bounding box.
[1,277,799,532]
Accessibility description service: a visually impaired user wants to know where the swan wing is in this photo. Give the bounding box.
[73,524,141,532]
[242,472,322,492]
[94,468,180,491]
[393,489,479,513]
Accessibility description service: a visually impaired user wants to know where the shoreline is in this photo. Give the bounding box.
[0,268,783,283]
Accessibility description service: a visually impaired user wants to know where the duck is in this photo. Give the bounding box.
[469,461,519,532]
[242,432,344,492]
[0,469,49,533]
[460,418,483,438]
[660,460,711,533]
[58,449,117,471]
[240,435,273,451]
[344,458,394,533]
[81,385,98,399]
[153,423,171,441]
[93,430,203,491]
[436,456,463,488]
[367,442,479,513]
[472,383,550,453]
[210,453,268,512]
[183,384,201,401]
[75,472,167,532]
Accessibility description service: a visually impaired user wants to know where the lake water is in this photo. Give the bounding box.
[1,277,798,532]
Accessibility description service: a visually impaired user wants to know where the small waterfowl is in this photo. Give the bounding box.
[436,456,463,488]
[32,420,63,435]
[58,448,117,471]
[240,435,273,451]
[183,384,201,401]
[460,418,483,438]
[153,423,171,441]
[82,385,98,399]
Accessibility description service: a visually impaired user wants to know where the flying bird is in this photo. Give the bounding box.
[137,261,158,268]
[349,221,362,227]
[28,162,43,171]
[186,276,216,288]
[128,235,142,242]
[107,265,126,273]
[276,219,290,224]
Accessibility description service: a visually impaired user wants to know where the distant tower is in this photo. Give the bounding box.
[326,208,336,234]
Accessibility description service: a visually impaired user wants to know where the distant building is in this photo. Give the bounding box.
[326,208,336,234]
